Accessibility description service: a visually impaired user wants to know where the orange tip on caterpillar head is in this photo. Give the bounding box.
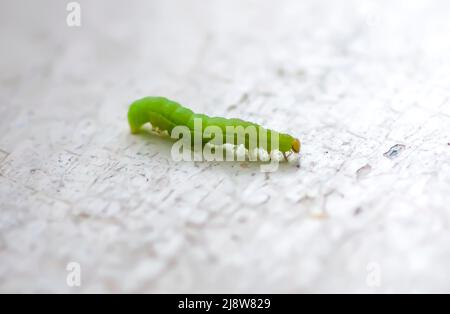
[291,138,301,153]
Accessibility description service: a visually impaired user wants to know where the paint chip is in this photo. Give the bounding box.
[383,144,406,159]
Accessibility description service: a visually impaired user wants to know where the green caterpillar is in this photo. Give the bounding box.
[128,97,300,158]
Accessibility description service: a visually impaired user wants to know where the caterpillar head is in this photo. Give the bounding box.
[291,138,301,153]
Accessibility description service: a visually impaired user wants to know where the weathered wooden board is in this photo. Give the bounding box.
[0,0,449,293]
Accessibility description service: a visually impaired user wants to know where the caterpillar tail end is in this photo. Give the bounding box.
[130,125,140,134]
[127,106,143,134]
[128,119,141,134]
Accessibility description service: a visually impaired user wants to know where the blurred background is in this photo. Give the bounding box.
[0,0,449,293]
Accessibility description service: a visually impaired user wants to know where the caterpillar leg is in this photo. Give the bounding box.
[282,151,295,162]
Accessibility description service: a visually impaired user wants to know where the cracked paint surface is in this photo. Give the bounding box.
[0,0,449,293]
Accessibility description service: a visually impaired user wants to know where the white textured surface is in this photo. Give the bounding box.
[1,0,450,293]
